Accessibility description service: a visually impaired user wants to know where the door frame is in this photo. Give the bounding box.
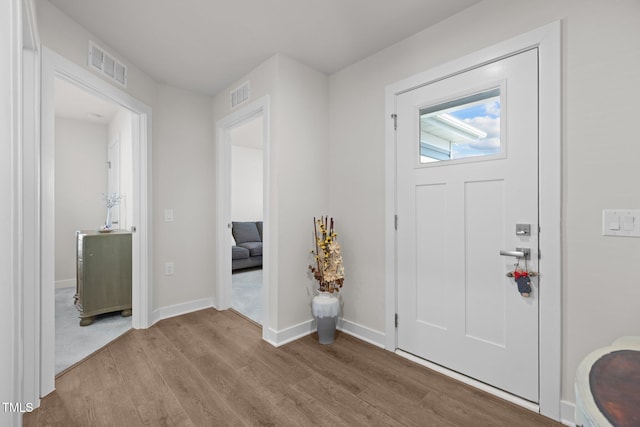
[22,0,41,409]
[215,95,271,342]
[5,1,27,424]
[384,22,561,419]
[38,47,153,397]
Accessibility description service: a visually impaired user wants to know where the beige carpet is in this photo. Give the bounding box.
[231,267,262,324]
[55,286,131,374]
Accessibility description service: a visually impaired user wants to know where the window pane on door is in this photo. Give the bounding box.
[419,88,501,163]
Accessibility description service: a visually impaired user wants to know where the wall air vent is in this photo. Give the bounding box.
[230,81,250,109]
[88,41,128,87]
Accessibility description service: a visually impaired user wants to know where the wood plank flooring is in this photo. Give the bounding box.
[24,309,561,426]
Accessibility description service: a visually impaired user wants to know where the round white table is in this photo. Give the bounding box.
[574,336,640,427]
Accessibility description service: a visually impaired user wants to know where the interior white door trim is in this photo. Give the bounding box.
[384,21,561,420]
[39,47,153,396]
[215,95,271,343]
[21,0,42,410]
[4,1,26,424]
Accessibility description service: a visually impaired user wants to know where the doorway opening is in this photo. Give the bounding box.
[229,115,264,324]
[53,77,134,374]
[39,48,152,397]
[216,96,270,340]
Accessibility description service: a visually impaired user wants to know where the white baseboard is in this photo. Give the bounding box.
[151,297,214,325]
[560,400,576,426]
[267,319,315,347]
[55,278,75,289]
[337,318,386,348]
[148,302,385,354]
[264,317,387,349]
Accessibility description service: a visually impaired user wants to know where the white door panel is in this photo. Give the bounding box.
[397,49,539,402]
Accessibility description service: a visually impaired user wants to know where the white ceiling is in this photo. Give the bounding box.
[55,77,121,124]
[47,0,482,96]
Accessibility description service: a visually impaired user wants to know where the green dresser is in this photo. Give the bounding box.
[75,230,132,326]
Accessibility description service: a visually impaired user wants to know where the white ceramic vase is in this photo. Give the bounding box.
[312,291,339,344]
[104,207,112,229]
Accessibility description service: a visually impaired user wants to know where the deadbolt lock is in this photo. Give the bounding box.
[516,224,531,236]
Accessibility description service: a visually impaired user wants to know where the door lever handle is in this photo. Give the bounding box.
[499,248,530,259]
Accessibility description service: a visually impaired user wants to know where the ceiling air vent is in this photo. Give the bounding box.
[230,81,250,109]
[88,41,128,87]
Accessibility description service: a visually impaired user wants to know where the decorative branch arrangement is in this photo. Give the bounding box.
[101,193,122,230]
[102,193,122,208]
[309,216,344,293]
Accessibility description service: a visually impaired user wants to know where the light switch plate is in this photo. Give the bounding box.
[164,209,174,222]
[164,261,174,275]
[602,209,640,237]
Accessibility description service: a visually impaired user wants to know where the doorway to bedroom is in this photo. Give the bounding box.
[229,114,264,325]
[53,77,133,374]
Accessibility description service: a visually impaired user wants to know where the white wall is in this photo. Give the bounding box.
[54,117,108,285]
[273,56,330,329]
[154,84,215,307]
[328,0,640,406]
[36,1,218,314]
[231,145,263,221]
[108,108,133,230]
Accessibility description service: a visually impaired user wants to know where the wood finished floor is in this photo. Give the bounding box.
[25,309,561,426]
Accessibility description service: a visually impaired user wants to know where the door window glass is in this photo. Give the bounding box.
[419,88,501,163]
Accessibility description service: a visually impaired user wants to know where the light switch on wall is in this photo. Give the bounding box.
[164,261,174,275]
[603,210,640,237]
[164,209,174,222]
[622,215,635,231]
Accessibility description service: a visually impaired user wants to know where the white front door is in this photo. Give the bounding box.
[396,48,539,402]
